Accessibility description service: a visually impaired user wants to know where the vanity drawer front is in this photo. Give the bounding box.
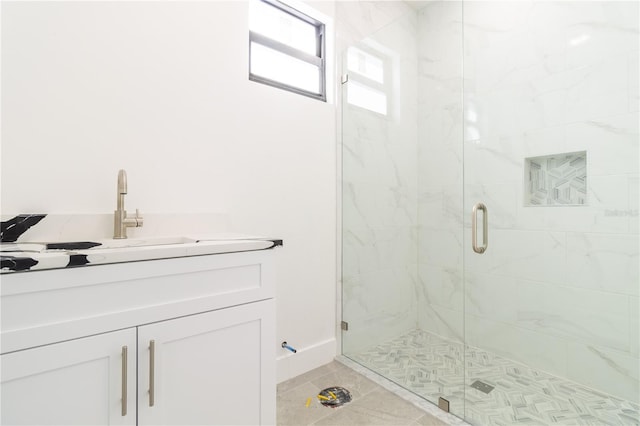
[1,250,275,353]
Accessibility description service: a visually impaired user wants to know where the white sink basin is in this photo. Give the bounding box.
[35,236,198,252]
[94,236,198,249]
[71,236,277,265]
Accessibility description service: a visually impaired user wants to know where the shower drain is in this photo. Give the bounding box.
[470,380,495,394]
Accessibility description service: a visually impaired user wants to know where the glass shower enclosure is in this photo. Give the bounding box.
[340,1,639,424]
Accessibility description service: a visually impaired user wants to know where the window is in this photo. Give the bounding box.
[249,0,326,101]
[345,46,389,115]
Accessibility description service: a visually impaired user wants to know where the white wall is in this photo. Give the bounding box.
[1,0,337,382]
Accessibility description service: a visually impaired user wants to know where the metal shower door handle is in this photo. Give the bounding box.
[472,203,488,254]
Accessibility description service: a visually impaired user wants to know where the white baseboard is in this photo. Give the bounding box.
[276,337,337,383]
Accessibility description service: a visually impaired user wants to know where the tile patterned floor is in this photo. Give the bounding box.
[277,361,449,425]
[346,330,640,426]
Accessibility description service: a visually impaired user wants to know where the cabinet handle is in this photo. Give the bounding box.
[149,340,155,407]
[472,202,488,254]
[121,346,128,416]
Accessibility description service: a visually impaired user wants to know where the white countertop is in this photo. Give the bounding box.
[1,235,282,273]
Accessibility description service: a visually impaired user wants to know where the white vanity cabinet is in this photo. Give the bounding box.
[1,249,277,426]
[1,328,138,426]
[138,300,273,425]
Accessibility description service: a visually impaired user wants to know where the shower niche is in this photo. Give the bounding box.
[525,151,587,206]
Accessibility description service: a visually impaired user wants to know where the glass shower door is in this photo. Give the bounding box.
[341,1,466,418]
[342,1,638,424]
[340,10,423,368]
[462,1,639,424]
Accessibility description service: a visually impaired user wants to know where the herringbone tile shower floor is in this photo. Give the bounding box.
[347,330,639,426]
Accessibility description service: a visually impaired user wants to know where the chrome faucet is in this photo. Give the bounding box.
[114,169,143,239]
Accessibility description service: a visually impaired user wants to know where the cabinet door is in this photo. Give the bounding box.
[138,299,275,426]
[1,328,137,425]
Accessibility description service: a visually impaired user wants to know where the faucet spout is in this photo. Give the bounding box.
[116,169,127,212]
[117,169,128,195]
[114,169,143,239]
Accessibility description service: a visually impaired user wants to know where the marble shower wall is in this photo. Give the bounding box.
[340,0,638,404]
[461,1,639,402]
[415,1,465,345]
[339,2,420,354]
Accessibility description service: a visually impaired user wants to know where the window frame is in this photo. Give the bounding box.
[249,0,326,102]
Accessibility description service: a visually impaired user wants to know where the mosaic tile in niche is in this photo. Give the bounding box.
[525,152,587,206]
